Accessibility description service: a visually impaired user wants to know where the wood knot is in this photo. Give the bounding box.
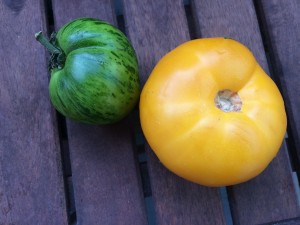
[3,0,26,13]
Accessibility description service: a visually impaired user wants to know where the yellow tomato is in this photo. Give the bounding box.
[140,38,287,187]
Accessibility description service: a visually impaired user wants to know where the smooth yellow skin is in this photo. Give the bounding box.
[140,38,287,187]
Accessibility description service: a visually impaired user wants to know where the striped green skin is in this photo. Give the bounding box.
[49,18,140,124]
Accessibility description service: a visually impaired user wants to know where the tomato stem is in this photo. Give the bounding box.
[35,31,61,55]
[35,31,65,70]
[215,90,242,112]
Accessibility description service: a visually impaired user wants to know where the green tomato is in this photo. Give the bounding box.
[36,18,140,124]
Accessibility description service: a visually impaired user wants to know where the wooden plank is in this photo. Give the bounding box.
[260,0,300,166]
[123,0,227,224]
[262,217,300,225]
[228,144,300,224]
[191,0,300,224]
[0,1,68,224]
[51,1,148,224]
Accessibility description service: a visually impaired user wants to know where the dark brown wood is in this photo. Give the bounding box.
[260,0,300,166]
[147,150,227,225]
[0,1,68,224]
[52,0,116,25]
[227,144,300,225]
[123,0,190,84]
[51,1,148,224]
[123,0,227,224]
[192,0,300,224]
[262,217,300,225]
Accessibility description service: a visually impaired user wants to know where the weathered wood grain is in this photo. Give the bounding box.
[51,0,148,224]
[260,0,300,167]
[262,217,300,225]
[228,144,300,225]
[52,0,116,26]
[0,0,68,224]
[192,0,300,224]
[123,0,227,224]
[2,0,26,13]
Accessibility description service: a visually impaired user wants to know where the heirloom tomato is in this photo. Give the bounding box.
[36,18,140,124]
[140,38,287,187]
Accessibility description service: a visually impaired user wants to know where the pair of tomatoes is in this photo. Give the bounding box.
[37,18,286,187]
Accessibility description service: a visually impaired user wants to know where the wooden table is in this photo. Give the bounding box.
[1,0,300,224]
